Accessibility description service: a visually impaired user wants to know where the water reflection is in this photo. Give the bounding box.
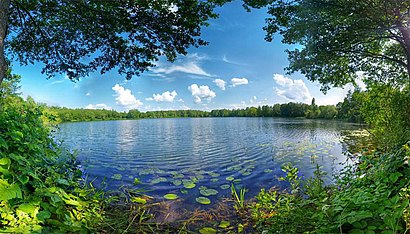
[57,118,361,208]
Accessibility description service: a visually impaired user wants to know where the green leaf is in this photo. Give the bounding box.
[163,194,179,200]
[199,227,217,234]
[388,172,401,183]
[226,176,234,181]
[0,182,22,201]
[18,203,39,217]
[196,197,211,205]
[131,197,147,204]
[200,188,218,196]
[220,184,230,190]
[37,210,51,221]
[218,220,230,228]
[0,157,11,166]
[151,177,167,184]
[183,181,196,189]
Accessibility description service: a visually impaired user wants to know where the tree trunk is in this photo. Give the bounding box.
[0,0,11,86]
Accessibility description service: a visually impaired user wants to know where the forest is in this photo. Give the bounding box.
[48,97,353,122]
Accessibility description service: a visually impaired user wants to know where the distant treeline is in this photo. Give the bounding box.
[48,94,362,123]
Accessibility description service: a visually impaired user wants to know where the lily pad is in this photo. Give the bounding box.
[219,220,230,228]
[210,178,219,182]
[220,184,230,190]
[241,172,251,176]
[111,174,122,180]
[196,197,211,205]
[183,181,196,189]
[264,169,273,173]
[208,172,220,177]
[180,189,188,194]
[199,227,217,234]
[226,176,235,181]
[172,180,182,186]
[190,176,199,183]
[200,189,218,196]
[172,173,184,179]
[151,177,167,184]
[163,194,179,200]
[233,179,242,183]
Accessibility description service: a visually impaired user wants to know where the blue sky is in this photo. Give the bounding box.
[13,1,352,112]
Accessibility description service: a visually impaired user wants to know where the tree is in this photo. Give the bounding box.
[247,0,410,91]
[0,0,225,85]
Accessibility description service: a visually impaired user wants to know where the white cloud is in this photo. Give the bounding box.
[85,103,112,110]
[112,84,143,110]
[86,92,91,96]
[188,84,216,104]
[213,79,226,90]
[222,55,246,66]
[250,96,257,104]
[231,77,249,87]
[152,53,211,77]
[146,90,178,102]
[273,74,312,103]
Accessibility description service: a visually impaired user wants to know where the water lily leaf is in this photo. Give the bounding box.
[208,172,220,177]
[163,194,179,200]
[233,179,241,183]
[226,176,234,181]
[172,180,182,186]
[210,178,219,182]
[220,184,230,190]
[180,189,188,194]
[219,220,230,228]
[200,189,218,196]
[183,181,196,189]
[199,227,217,234]
[264,169,273,173]
[151,177,167,184]
[241,172,251,176]
[199,186,207,191]
[190,176,199,183]
[111,174,122,180]
[172,173,184,179]
[196,197,211,205]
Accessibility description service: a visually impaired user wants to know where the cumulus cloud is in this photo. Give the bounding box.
[213,79,226,90]
[146,90,178,102]
[188,84,216,104]
[86,92,91,96]
[231,77,248,87]
[85,103,112,110]
[273,74,312,102]
[112,84,143,109]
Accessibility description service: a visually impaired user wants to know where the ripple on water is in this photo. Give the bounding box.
[57,118,361,209]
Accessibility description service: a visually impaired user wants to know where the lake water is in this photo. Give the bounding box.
[56,118,360,209]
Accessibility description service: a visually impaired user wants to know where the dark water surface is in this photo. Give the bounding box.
[56,118,360,209]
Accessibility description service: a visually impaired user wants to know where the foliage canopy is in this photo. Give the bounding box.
[0,0,225,84]
[247,0,410,91]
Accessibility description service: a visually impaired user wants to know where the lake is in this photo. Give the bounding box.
[56,117,360,209]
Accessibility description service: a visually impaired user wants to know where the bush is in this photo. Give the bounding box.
[0,95,105,232]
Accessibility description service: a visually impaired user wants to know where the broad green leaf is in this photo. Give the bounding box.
[218,220,230,228]
[0,182,22,201]
[199,227,217,234]
[163,194,179,200]
[18,203,39,217]
[196,197,211,205]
